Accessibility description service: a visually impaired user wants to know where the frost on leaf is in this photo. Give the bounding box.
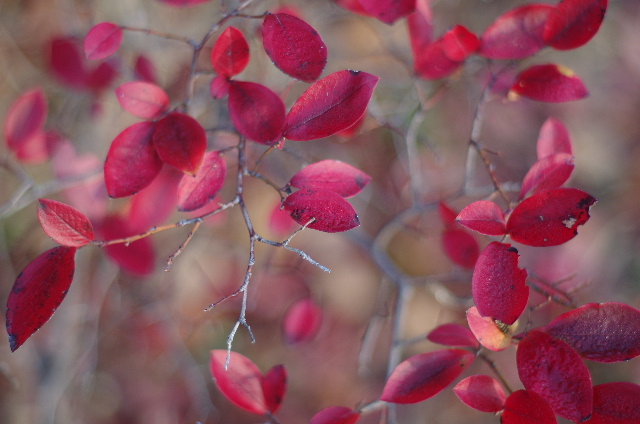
[283,189,360,233]
[38,199,95,247]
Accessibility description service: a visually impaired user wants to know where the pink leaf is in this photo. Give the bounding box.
[509,64,589,102]
[426,323,479,349]
[104,122,163,198]
[115,81,170,120]
[84,22,123,60]
[86,60,119,94]
[228,81,285,144]
[544,0,608,50]
[6,246,77,352]
[590,382,640,424]
[283,189,360,233]
[517,329,593,422]
[262,13,327,82]
[519,153,574,199]
[358,0,416,24]
[38,199,95,247]
[262,364,287,413]
[543,302,640,363]
[282,298,323,344]
[408,0,434,57]
[502,390,558,424]
[479,4,554,60]
[210,349,268,415]
[210,75,231,99]
[128,167,181,233]
[284,70,379,141]
[48,37,87,90]
[537,117,573,159]
[472,242,529,325]
[134,54,158,83]
[506,187,596,246]
[177,151,227,212]
[289,160,371,198]
[310,406,361,424]
[466,306,513,351]
[211,26,250,78]
[453,375,506,412]
[456,200,507,236]
[441,228,479,269]
[381,349,475,404]
[4,88,49,164]
[100,215,155,276]
[152,112,207,175]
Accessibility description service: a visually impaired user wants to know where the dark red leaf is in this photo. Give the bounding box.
[84,22,123,60]
[543,302,640,363]
[590,382,640,424]
[408,0,433,57]
[38,199,95,247]
[310,406,361,424]
[456,200,507,236]
[211,26,250,78]
[479,4,554,60]
[510,64,588,102]
[358,0,416,24]
[177,151,227,212]
[48,37,87,90]
[520,153,574,199]
[441,228,479,269]
[284,70,379,141]
[502,390,558,424]
[86,60,119,93]
[544,0,608,50]
[104,122,163,198]
[427,323,479,349]
[100,215,155,276]
[517,330,593,422]
[262,13,327,82]
[210,349,268,415]
[413,33,464,80]
[441,25,480,62]
[115,81,170,120]
[466,306,513,351]
[228,81,285,144]
[537,117,573,159]
[506,187,596,246]
[472,242,528,325]
[453,375,506,412]
[282,298,323,344]
[289,160,371,198]
[4,88,49,163]
[134,54,158,83]
[6,246,77,352]
[283,189,360,233]
[152,112,207,174]
[156,0,210,6]
[381,349,475,404]
[262,365,287,413]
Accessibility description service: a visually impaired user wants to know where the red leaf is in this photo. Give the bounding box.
[100,215,155,276]
[284,70,379,141]
[210,75,231,99]
[310,406,361,424]
[408,0,434,57]
[6,246,77,352]
[520,153,575,199]
[38,199,95,247]
[517,329,593,422]
[289,160,371,198]
[156,0,210,6]
[441,25,480,62]
[381,349,475,404]
[177,151,227,212]
[479,4,554,60]
[427,323,479,349]
[282,298,323,344]
[115,81,170,120]
[472,242,529,325]
[228,81,285,144]
[84,22,123,60]
[466,306,513,351]
[134,54,158,83]
[506,187,596,246]
[262,364,287,413]
[262,13,327,82]
[48,37,87,89]
[441,228,479,269]
[544,0,608,50]
[453,375,506,412]
[104,122,163,198]
[590,382,640,424]
[86,60,119,93]
[211,26,250,78]
[283,189,360,233]
[358,0,416,24]
[438,202,459,225]
[152,112,207,174]
[268,201,298,236]
[210,349,268,415]
[543,302,640,363]
[128,167,181,233]
[456,200,507,236]
[509,64,588,102]
[4,88,49,164]
[537,117,573,159]
[414,25,478,80]
[502,390,558,424]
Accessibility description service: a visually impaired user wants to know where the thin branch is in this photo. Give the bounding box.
[120,26,194,45]
[164,219,203,271]
[478,351,514,395]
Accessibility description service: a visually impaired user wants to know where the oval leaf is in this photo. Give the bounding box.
[177,151,227,212]
[310,406,361,424]
[590,382,640,424]
[49,37,87,89]
[520,153,575,199]
[456,200,507,236]
[211,26,250,77]
[502,390,558,424]
[100,215,155,276]
[453,375,506,412]
[84,22,123,60]
[414,25,479,80]
[152,112,207,174]
[6,246,77,352]
[544,0,608,50]
[506,187,596,246]
[509,64,588,102]
[466,306,513,351]
[134,54,158,83]
[210,349,267,415]
[4,88,49,162]
[282,298,323,344]
[427,323,480,349]
[517,329,593,422]
[228,81,285,144]
[116,81,170,120]
[408,0,434,57]
[262,364,287,414]
[262,13,327,82]
[537,117,573,159]
[441,228,479,269]
[441,25,480,62]
[284,70,379,141]
[289,160,370,198]
[358,0,416,24]
[283,189,360,233]
[38,199,95,247]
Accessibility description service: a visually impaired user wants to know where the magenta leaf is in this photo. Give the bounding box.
[519,153,575,199]
[510,64,589,102]
[456,200,507,236]
[262,13,327,82]
[282,298,323,344]
[289,160,371,198]
[104,121,163,198]
[283,189,360,233]
[310,406,361,424]
[543,302,640,363]
[502,390,558,424]
[506,187,596,246]
[427,323,479,349]
[86,60,119,94]
[544,0,608,50]
[537,117,573,159]
[261,364,287,413]
[441,228,479,269]
[441,25,480,62]
[48,37,87,90]
[100,215,155,276]
[438,202,459,225]
[408,0,433,58]
[38,199,95,247]
[466,306,513,352]
[210,75,231,99]
[211,26,250,78]
[472,242,528,325]
[152,112,207,175]
[84,22,123,60]
[414,25,478,80]
[127,167,181,233]
[453,375,506,412]
[4,87,49,164]
[228,80,285,144]
[177,151,227,212]
[283,70,379,141]
[381,349,475,404]
[134,54,158,83]
[115,81,170,120]
[590,382,640,424]
[517,329,593,422]
[358,0,416,24]
[6,246,77,352]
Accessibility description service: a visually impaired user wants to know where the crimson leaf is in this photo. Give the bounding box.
[211,26,250,78]
[228,80,285,144]
[441,228,479,269]
[100,215,155,276]
[152,112,207,175]
[544,0,608,50]
[414,26,479,80]
[453,375,506,413]
[289,160,371,198]
[358,0,416,25]
[408,0,433,57]
[177,151,227,212]
[283,189,360,233]
[427,323,479,349]
[519,153,575,199]
[115,81,170,120]
[510,64,589,102]
[310,406,361,424]
[282,298,323,344]
[537,117,573,159]
[502,390,558,424]
[590,382,640,424]
[456,200,507,236]
[38,199,95,247]
[84,22,123,60]
[4,88,49,164]
[261,364,287,414]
